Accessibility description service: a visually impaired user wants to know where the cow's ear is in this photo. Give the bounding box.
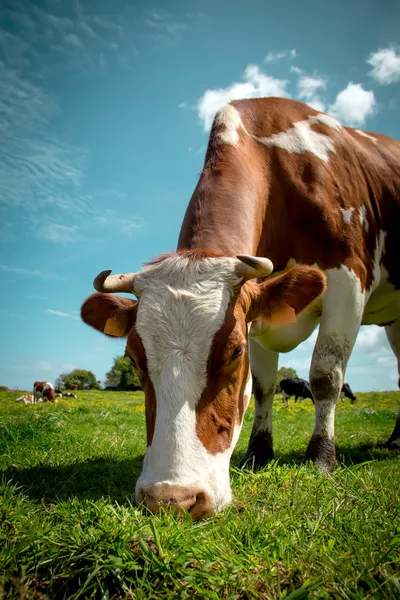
[81,293,138,338]
[248,266,326,327]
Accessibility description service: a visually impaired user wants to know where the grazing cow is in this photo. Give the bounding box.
[278,378,314,406]
[71,384,78,391]
[33,381,55,403]
[341,382,357,403]
[81,97,400,518]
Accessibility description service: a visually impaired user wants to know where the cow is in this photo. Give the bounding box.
[33,381,56,403]
[278,378,314,406]
[81,97,400,518]
[16,394,35,405]
[340,382,357,404]
[70,384,78,391]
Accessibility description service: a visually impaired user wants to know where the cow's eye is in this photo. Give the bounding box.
[231,345,245,361]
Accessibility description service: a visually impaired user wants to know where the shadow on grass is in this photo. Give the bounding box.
[231,440,396,470]
[4,455,145,505]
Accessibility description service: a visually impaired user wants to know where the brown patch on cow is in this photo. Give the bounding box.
[195,296,249,455]
[125,330,156,446]
[177,97,400,293]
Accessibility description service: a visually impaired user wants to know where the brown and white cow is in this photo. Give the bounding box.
[81,97,400,518]
[33,381,56,403]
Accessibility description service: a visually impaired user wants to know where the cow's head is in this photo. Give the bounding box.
[81,251,326,518]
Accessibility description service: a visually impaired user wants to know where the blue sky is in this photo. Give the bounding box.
[1,0,400,392]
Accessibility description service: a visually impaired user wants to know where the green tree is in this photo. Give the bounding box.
[276,366,299,393]
[104,355,142,391]
[55,369,100,390]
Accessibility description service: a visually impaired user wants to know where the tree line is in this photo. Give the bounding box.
[56,359,298,392]
[56,356,141,391]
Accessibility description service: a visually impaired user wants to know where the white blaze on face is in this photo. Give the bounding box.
[133,256,246,510]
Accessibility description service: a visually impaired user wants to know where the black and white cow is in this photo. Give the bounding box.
[340,382,357,403]
[278,378,314,406]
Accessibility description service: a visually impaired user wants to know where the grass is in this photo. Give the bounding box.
[0,389,399,599]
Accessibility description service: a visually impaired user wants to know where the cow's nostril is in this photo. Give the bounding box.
[138,483,214,519]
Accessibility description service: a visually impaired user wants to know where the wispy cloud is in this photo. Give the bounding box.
[296,71,326,112]
[36,224,84,244]
[264,49,296,63]
[0,265,65,280]
[44,309,79,319]
[367,46,400,85]
[0,2,141,244]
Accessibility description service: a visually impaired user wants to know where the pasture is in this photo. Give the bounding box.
[1,389,399,599]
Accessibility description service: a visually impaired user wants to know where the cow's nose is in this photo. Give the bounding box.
[137,483,214,519]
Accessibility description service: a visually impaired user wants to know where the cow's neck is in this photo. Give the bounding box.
[177,158,266,256]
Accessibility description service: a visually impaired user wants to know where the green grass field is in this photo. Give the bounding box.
[1,389,399,599]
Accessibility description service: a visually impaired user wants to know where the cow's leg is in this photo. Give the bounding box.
[281,391,289,407]
[305,269,364,471]
[384,320,400,450]
[241,339,278,469]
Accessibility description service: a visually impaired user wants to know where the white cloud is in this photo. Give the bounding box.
[367,47,400,84]
[197,64,289,130]
[353,325,391,356]
[44,309,79,320]
[328,83,376,126]
[264,49,296,63]
[0,265,64,280]
[297,74,326,112]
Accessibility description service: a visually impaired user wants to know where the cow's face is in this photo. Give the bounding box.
[81,253,325,518]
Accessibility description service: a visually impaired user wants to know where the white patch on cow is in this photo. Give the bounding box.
[214,104,243,147]
[134,255,246,511]
[310,266,365,438]
[359,204,369,234]
[363,232,400,325]
[255,116,336,162]
[355,129,377,144]
[312,113,342,131]
[340,207,355,224]
[242,369,253,418]
[365,230,386,299]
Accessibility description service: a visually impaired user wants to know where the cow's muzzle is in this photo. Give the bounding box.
[137,482,214,519]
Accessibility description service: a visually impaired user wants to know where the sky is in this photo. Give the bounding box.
[1,0,400,392]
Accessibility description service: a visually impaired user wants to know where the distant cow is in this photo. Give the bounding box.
[16,394,35,405]
[278,378,314,406]
[70,384,78,390]
[33,381,55,403]
[340,382,357,404]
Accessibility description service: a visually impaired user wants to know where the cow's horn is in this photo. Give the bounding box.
[93,270,137,293]
[236,255,274,280]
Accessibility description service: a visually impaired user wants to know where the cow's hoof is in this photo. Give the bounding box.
[384,437,400,452]
[240,431,275,470]
[305,435,336,472]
